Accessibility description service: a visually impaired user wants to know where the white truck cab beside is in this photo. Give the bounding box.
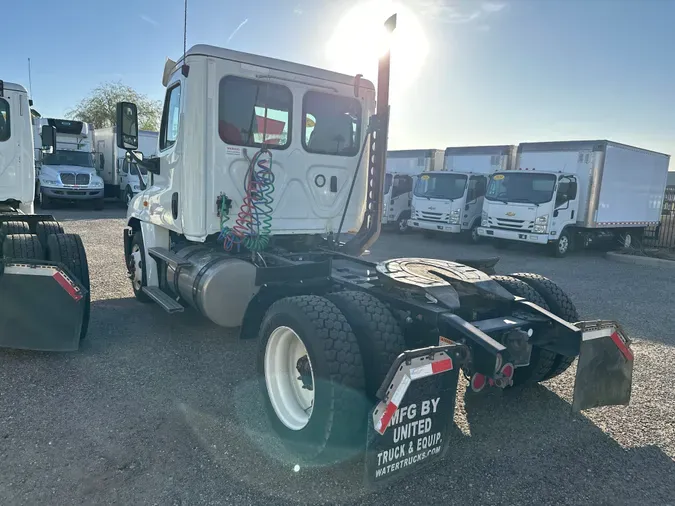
[382,149,443,233]
[409,145,515,242]
[478,140,670,256]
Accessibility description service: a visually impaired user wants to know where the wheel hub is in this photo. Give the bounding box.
[130,245,143,290]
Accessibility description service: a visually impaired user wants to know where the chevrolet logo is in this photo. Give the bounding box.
[506,212,516,216]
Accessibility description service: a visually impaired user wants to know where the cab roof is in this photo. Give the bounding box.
[0,81,28,94]
[179,44,375,91]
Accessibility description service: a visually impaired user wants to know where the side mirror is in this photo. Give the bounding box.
[41,125,56,153]
[116,102,139,150]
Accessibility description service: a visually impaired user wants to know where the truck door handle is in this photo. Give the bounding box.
[171,192,179,219]
[571,210,575,219]
[330,176,337,193]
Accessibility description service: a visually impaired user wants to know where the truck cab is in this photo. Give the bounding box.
[34,118,105,210]
[0,81,35,214]
[409,145,515,242]
[478,169,579,254]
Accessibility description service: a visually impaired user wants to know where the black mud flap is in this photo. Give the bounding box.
[364,344,467,488]
[572,320,634,411]
[0,261,87,352]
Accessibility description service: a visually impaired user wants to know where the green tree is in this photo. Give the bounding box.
[67,81,162,131]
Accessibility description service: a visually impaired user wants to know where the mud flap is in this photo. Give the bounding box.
[0,261,87,352]
[572,320,634,411]
[364,344,467,487]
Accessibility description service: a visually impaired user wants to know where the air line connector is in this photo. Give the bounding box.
[216,193,232,218]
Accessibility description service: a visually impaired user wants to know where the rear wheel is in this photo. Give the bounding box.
[258,295,367,462]
[2,234,44,260]
[325,290,406,399]
[491,275,557,385]
[35,221,65,256]
[510,273,580,380]
[47,234,91,341]
[0,221,30,239]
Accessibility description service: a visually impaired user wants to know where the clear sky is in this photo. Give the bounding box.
[4,0,674,169]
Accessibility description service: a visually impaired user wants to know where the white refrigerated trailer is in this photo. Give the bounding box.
[382,149,443,232]
[409,145,516,242]
[478,140,670,256]
[95,127,158,204]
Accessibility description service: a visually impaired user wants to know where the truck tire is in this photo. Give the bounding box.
[2,234,44,260]
[47,234,91,341]
[128,231,151,303]
[396,212,410,234]
[510,273,580,380]
[93,198,105,211]
[325,291,406,399]
[550,229,572,257]
[491,275,556,385]
[124,186,134,206]
[467,221,481,244]
[257,295,367,461]
[0,221,30,239]
[35,221,65,256]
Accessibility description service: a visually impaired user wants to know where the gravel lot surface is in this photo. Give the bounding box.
[1,206,674,505]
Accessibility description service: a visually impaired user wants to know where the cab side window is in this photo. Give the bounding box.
[0,98,10,142]
[468,176,487,200]
[392,175,413,198]
[160,83,181,151]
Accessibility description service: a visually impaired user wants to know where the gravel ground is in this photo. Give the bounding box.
[1,206,674,505]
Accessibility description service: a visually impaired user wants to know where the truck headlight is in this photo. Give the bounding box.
[535,215,549,225]
[534,215,549,233]
[40,178,60,186]
[481,211,488,227]
[533,224,547,233]
[91,180,104,188]
[449,209,460,224]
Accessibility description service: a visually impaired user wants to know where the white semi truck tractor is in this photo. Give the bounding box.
[409,145,516,242]
[33,117,105,210]
[0,80,90,351]
[116,16,634,484]
[95,127,158,204]
[382,149,443,233]
[478,140,670,257]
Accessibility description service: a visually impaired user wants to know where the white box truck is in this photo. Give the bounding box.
[382,149,443,233]
[95,127,158,204]
[409,145,516,242]
[33,118,105,210]
[477,140,671,256]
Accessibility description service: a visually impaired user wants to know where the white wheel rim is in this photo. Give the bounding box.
[472,227,479,242]
[126,191,132,205]
[624,234,632,248]
[130,244,143,290]
[559,235,569,253]
[264,326,315,431]
[399,218,407,231]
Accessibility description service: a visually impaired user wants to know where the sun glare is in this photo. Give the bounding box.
[326,1,429,93]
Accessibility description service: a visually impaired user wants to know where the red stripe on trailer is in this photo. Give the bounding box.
[610,331,634,362]
[52,271,83,301]
[376,402,398,435]
[431,358,453,374]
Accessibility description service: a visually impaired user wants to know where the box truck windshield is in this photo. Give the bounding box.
[414,173,466,200]
[486,172,556,205]
[43,150,95,168]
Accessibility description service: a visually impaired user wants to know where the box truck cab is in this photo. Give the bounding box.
[96,127,158,204]
[382,149,442,233]
[33,118,105,210]
[478,140,670,256]
[0,81,34,214]
[409,145,515,242]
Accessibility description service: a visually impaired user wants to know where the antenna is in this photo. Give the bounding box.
[28,58,33,98]
[181,0,189,77]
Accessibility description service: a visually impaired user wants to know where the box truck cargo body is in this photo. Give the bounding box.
[95,127,158,203]
[477,140,670,256]
[409,145,516,242]
[382,149,443,232]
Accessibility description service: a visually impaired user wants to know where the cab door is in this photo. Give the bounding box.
[464,175,487,229]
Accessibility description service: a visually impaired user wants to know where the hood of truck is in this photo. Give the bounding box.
[412,197,463,222]
[484,200,547,231]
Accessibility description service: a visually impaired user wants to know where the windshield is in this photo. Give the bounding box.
[42,150,94,168]
[414,173,467,200]
[384,173,393,194]
[486,172,557,204]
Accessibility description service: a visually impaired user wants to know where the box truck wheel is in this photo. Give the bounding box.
[0,221,30,239]
[47,234,91,341]
[257,295,368,462]
[467,222,481,244]
[325,291,406,399]
[396,212,410,233]
[550,229,572,257]
[510,273,579,380]
[491,275,557,385]
[2,234,45,260]
[128,232,152,303]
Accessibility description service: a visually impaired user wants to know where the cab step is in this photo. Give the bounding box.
[147,247,191,268]
[142,286,184,313]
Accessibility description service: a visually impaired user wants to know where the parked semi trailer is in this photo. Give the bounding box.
[116,17,633,485]
[0,80,90,351]
[478,140,670,256]
[409,145,516,242]
[95,127,158,204]
[33,117,105,210]
[382,149,443,233]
